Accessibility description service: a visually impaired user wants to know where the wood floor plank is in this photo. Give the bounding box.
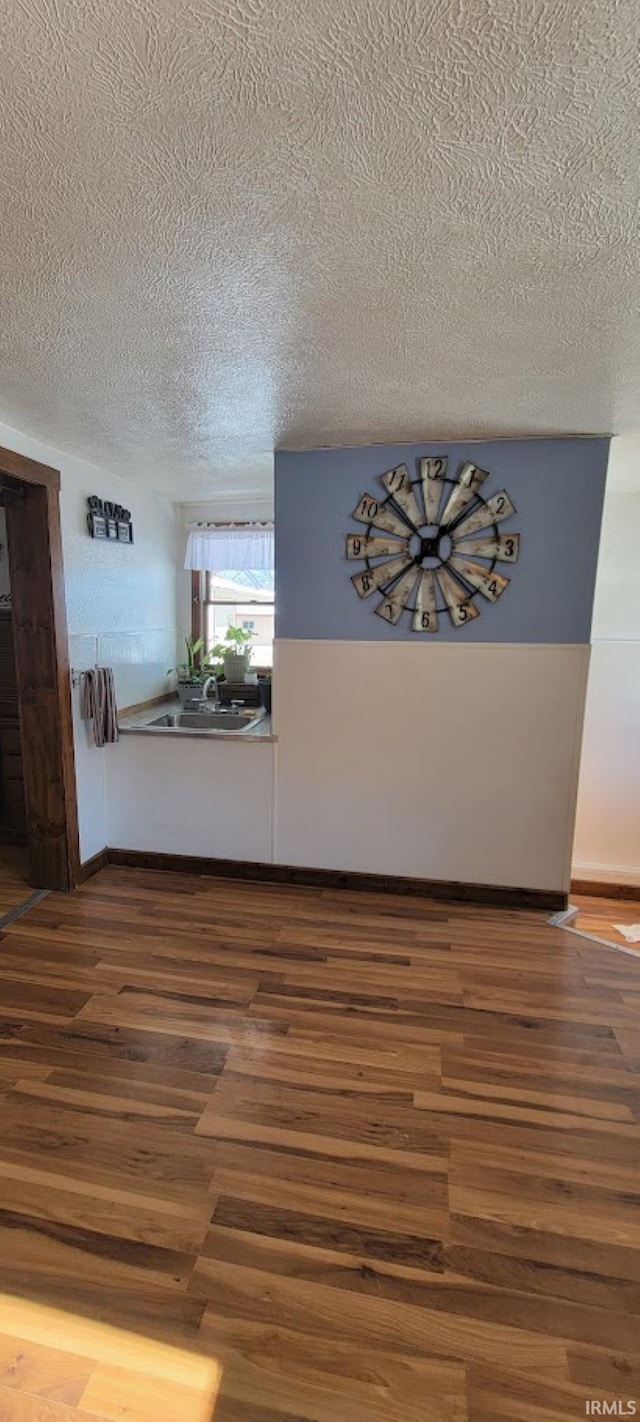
[0,1384,107,1420]
[77,1362,214,1422]
[199,1313,467,1422]
[0,848,32,919]
[0,866,637,1419]
[570,892,640,957]
[191,1256,570,1375]
[0,1331,93,1406]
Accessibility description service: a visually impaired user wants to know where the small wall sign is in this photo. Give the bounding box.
[87,496,134,543]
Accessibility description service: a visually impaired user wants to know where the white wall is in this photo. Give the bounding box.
[573,435,640,884]
[0,420,178,863]
[97,635,591,895]
[106,735,274,862]
[274,640,589,894]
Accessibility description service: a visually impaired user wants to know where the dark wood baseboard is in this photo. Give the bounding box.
[571,877,640,902]
[105,847,565,912]
[77,848,110,883]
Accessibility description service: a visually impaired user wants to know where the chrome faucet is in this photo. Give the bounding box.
[199,675,217,706]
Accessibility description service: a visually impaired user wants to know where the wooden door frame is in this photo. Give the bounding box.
[0,444,80,890]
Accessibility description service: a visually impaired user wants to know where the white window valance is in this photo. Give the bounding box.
[184,523,274,573]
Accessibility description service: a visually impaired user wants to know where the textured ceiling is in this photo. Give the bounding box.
[1,0,638,499]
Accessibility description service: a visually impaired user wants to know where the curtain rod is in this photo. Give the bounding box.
[187,520,274,529]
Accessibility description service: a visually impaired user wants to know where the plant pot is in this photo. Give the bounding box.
[177,680,203,707]
[224,652,249,682]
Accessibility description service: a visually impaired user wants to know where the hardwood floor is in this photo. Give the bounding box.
[571,892,640,956]
[0,846,31,919]
[0,865,638,1420]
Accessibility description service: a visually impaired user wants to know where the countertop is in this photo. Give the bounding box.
[118,698,275,742]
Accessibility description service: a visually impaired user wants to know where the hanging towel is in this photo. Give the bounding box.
[80,667,119,746]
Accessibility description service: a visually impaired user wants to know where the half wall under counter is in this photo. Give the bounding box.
[106,719,275,862]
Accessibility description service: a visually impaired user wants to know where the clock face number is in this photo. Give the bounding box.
[420,456,447,524]
[352,493,411,538]
[375,596,402,625]
[348,459,519,632]
[412,569,438,634]
[437,565,480,627]
[448,554,510,603]
[374,566,419,625]
[384,465,407,492]
[454,490,516,540]
[381,464,422,530]
[452,532,520,564]
[441,461,488,528]
[355,495,378,521]
[351,555,412,599]
[345,533,408,560]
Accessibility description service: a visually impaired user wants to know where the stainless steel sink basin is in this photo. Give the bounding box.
[145,709,263,732]
[178,711,260,730]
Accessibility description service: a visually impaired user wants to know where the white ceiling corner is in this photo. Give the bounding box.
[0,0,638,498]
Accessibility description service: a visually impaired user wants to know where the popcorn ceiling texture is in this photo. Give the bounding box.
[1,0,638,497]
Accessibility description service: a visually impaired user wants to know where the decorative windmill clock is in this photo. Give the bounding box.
[346,456,520,631]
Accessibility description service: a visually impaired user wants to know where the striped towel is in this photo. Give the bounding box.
[80,667,119,746]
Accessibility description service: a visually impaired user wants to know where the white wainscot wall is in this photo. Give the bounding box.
[106,735,275,862]
[572,472,640,887]
[273,640,590,894]
[573,641,640,886]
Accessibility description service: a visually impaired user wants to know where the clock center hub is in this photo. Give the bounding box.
[411,526,452,567]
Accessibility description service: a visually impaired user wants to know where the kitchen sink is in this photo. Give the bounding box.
[178,710,261,730]
[144,709,263,732]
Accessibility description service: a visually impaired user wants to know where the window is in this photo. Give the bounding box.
[185,524,275,671]
[200,568,275,668]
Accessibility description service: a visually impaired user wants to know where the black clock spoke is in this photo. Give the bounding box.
[453,490,517,539]
[437,565,480,628]
[351,492,411,539]
[351,554,413,600]
[345,532,409,560]
[441,461,489,528]
[452,531,520,563]
[448,553,510,602]
[381,464,423,533]
[374,565,420,625]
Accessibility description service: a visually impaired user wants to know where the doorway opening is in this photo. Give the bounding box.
[0,444,79,897]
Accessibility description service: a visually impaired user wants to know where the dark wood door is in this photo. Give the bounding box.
[0,608,27,840]
[4,477,79,889]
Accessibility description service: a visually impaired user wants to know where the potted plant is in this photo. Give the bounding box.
[211,625,255,682]
[172,635,205,706]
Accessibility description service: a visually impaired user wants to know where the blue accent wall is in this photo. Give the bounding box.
[275,439,609,643]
